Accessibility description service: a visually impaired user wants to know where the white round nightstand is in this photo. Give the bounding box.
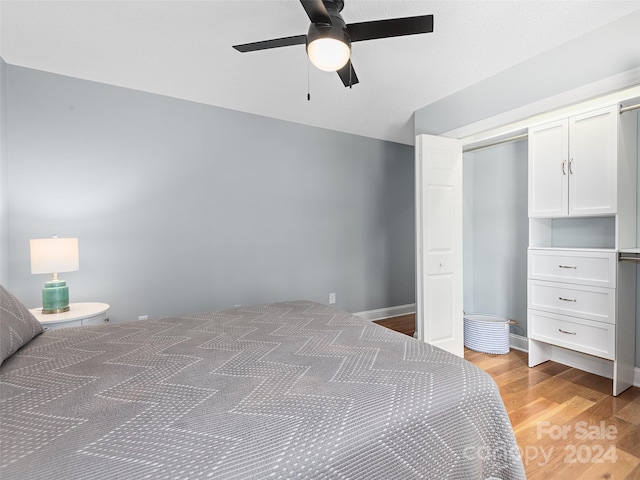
[30,302,110,330]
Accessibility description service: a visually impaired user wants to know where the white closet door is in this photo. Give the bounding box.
[415,134,463,357]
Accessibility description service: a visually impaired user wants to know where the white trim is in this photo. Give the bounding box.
[509,334,529,352]
[512,337,640,389]
[450,72,640,144]
[353,304,415,322]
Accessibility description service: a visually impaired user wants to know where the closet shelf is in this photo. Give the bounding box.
[530,246,617,253]
[619,249,640,263]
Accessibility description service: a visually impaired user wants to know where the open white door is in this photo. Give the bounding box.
[415,134,464,357]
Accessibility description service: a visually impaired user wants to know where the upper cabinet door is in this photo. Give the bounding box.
[568,106,618,216]
[528,105,618,219]
[529,119,569,217]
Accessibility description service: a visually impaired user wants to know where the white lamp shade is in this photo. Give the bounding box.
[307,37,350,72]
[30,238,79,274]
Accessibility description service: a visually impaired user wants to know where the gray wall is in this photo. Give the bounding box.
[463,140,529,336]
[0,59,8,286]
[3,64,415,322]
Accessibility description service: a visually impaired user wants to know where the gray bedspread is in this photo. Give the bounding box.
[1,301,525,479]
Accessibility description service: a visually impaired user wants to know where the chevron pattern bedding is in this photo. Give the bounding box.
[1,301,525,479]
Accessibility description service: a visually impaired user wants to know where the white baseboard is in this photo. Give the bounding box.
[353,303,415,322]
[509,334,528,352]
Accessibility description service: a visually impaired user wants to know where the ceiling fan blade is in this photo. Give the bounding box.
[336,60,359,87]
[233,34,307,53]
[299,0,332,24]
[347,15,434,42]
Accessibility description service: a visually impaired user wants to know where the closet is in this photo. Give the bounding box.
[416,92,639,396]
[527,103,637,396]
[463,139,528,339]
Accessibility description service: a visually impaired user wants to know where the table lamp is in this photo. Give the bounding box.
[30,236,79,313]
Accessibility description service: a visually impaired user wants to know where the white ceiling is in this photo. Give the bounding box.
[1,1,640,145]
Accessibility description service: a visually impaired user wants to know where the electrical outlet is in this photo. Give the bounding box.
[329,293,336,304]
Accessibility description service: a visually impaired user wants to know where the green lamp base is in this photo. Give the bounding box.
[42,280,70,314]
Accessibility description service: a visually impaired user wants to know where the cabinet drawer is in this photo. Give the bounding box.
[528,249,616,287]
[82,313,108,326]
[528,310,615,360]
[528,280,615,324]
[44,319,83,330]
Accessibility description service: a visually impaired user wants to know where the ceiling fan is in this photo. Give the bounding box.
[232,0,434,87]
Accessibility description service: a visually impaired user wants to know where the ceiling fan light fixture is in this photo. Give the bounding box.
[306,24,351,72]
[307,37,350,71]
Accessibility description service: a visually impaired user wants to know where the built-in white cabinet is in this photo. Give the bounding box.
[528,249,618,361]
[527,102,637,396]
[529,105,618,218]
[527,248,636,395]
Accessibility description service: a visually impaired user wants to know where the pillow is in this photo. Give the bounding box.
[0,285,44,365]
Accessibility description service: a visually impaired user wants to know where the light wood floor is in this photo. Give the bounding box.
[374,315,640,479]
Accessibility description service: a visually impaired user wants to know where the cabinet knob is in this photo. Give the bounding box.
[562,159,567,175]
[569,158,574,174]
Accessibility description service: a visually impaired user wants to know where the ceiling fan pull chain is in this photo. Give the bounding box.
[307,57,311,101]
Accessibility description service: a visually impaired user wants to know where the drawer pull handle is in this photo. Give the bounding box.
[558,328,577,335]
[558,297,577,302]
[558,265,577,269]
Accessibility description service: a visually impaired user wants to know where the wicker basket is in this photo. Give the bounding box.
[463,314,511,355]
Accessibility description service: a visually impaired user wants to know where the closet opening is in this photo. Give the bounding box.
[463,138,529,339]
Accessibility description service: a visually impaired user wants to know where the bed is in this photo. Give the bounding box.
[1,286,525,479]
